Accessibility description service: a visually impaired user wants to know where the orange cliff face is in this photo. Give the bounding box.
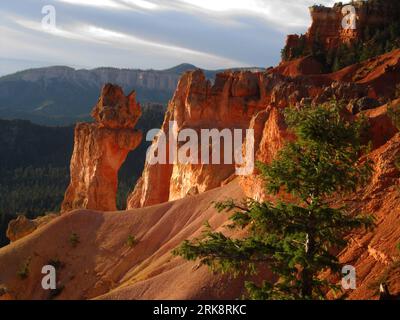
[127,49,400,209]
[127,70,267,209]
[282,4,355,62]
[126,68,309,209]
[61,84,142,213]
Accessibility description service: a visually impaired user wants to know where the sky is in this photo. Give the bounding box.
[0,0,337,76]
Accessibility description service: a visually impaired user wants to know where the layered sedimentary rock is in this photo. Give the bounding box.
[331,131,400,299]
[127,70,265,208]
[61,84,142,213]
[283,0,400,61]
[238,106,295,201]
[128,48,400,209]
[126,69,316,209]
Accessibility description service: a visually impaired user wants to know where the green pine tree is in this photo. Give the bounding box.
[173,102,374,300]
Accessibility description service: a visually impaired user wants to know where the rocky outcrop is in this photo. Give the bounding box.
[127,48,400,209]
[306,3,358,51]
[283,0,400,61]
[128,67,340,208]
[127,70,266,208]
[61,84,142,213]
[126,69,326,209]
[272,55,323,77]
[6,214,58,243]
[333,132,400,299]
[238,106,295,201]
[361,100,399,149]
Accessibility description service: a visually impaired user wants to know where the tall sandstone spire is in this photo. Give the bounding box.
[61,84,142,213]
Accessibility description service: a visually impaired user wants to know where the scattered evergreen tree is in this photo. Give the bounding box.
[126,235,139,248]
[69,233,80,248]
[174,102,374,300]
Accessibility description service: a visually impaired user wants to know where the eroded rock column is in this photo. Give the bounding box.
[61,84,142,213]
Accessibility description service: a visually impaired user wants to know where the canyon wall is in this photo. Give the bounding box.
[127,70,266,208]
[128,48,400,209]
[61,84,142,213]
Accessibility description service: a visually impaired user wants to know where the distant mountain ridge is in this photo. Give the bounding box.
[0,64,263,126]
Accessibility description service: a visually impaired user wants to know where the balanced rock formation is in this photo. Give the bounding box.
[61,84,142,213]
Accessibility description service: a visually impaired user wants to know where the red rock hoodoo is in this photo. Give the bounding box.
[61,84,142,213]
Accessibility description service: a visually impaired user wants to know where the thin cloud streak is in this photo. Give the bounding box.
[0,0,338,75]
[12,16,246,68]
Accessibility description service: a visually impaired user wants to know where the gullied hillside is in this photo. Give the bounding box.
[0,182,250,300]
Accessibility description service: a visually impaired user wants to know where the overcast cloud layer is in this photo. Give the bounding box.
[0,0,337,75]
